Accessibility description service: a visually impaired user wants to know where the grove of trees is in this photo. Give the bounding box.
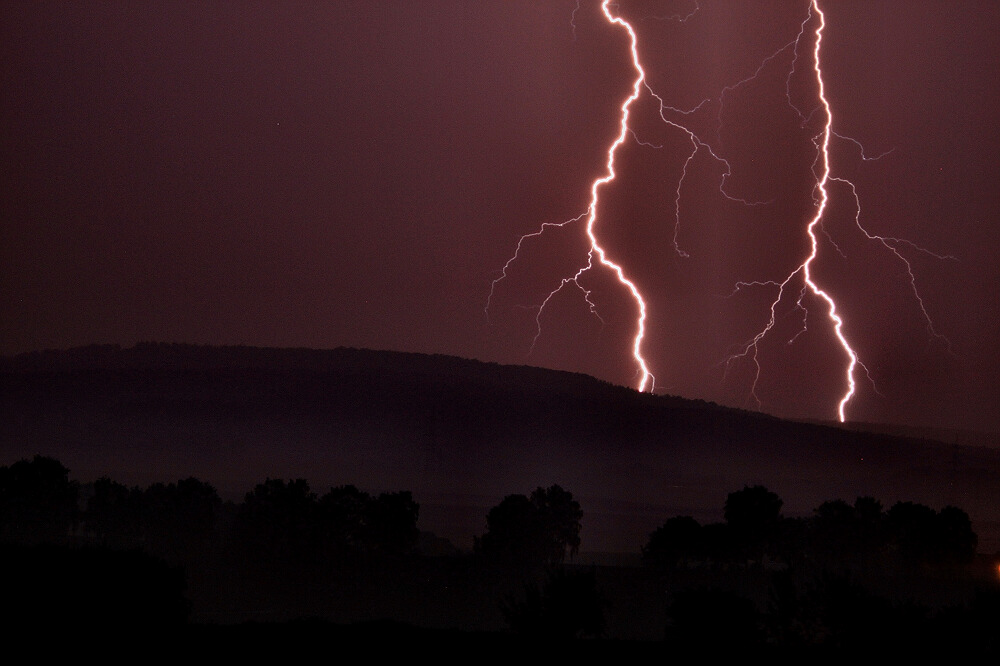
[642,484,995,656]
[642,484,980,571]
[1,455,996,655]
[474,484,583,567]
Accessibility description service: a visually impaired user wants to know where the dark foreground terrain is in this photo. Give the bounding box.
[3,538,998,658]
[2,344,999,656]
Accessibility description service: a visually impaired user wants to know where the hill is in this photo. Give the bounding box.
[2,342,999,555]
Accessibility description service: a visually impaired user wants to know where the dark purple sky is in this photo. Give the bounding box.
[3,1,998,435]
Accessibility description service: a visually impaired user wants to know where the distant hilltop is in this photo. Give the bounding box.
[3,341,1000,554]
[0,341,719,409]
[3,342,996,448]
[2,341,487,373]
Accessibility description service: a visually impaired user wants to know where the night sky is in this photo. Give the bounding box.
[3,1,998,435]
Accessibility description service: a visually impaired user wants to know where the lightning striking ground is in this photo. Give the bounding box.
[488,0,951,424]
[725,1,951,422]
[725,2,859,422]
[798,0,858,420]
[487,0,655,392]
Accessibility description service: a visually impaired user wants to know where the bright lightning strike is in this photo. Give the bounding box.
[723,3,860,422]
[726,0,951,422]
[800,0,858,421]
[727,3,859,421]
[585,1,654,392]
[487,0,655,393]
[488,1,952,424]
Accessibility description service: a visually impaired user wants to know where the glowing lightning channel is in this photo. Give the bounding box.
[723,0,955,423]
[490,1,950,422]
[584,1,654,392]
[733,1,858,421]
[487,0,654,393]
[802,0,858,423]
[802,0,858,421]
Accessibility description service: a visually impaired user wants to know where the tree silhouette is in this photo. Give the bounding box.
[141,477,221,560]
[85,477,143,548]
[642,515,702,569]
[319,484,371,552]
[798,496,890,567]
[476,494,543,564]
[476,485,582,567]
[530,485,582,563]
[317,485,420,556]
[935,505,977,565]
[878,501,979,566]
[886,501,938,564]
[86,476,222,560]
[810,499,860,563]
[724,485,783,563]
[236,478,320,561]
[852,496,885,554]
[365,490,419,555]
[699,521,736,565]
[0,455,79,545]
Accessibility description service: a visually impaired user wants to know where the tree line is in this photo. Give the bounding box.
[0,455,985,570]
[0,455,585,567]
[643,484,980,571]
[641,485,997,656]
[2,454,996,650]
[0,454,590,634]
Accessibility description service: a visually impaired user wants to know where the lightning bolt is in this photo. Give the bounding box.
[643,0,700,24]
[487,0,654,393]
[749,1,860,422]
[725,1,952,422]
[800,1,859,422]
[488,1,952,424]
[721,3,858,421]
[584,1,654,392]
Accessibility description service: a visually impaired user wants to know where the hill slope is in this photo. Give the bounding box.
[3,342,998,554]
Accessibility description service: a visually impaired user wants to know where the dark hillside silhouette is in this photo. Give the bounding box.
[2,342,1000,557]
